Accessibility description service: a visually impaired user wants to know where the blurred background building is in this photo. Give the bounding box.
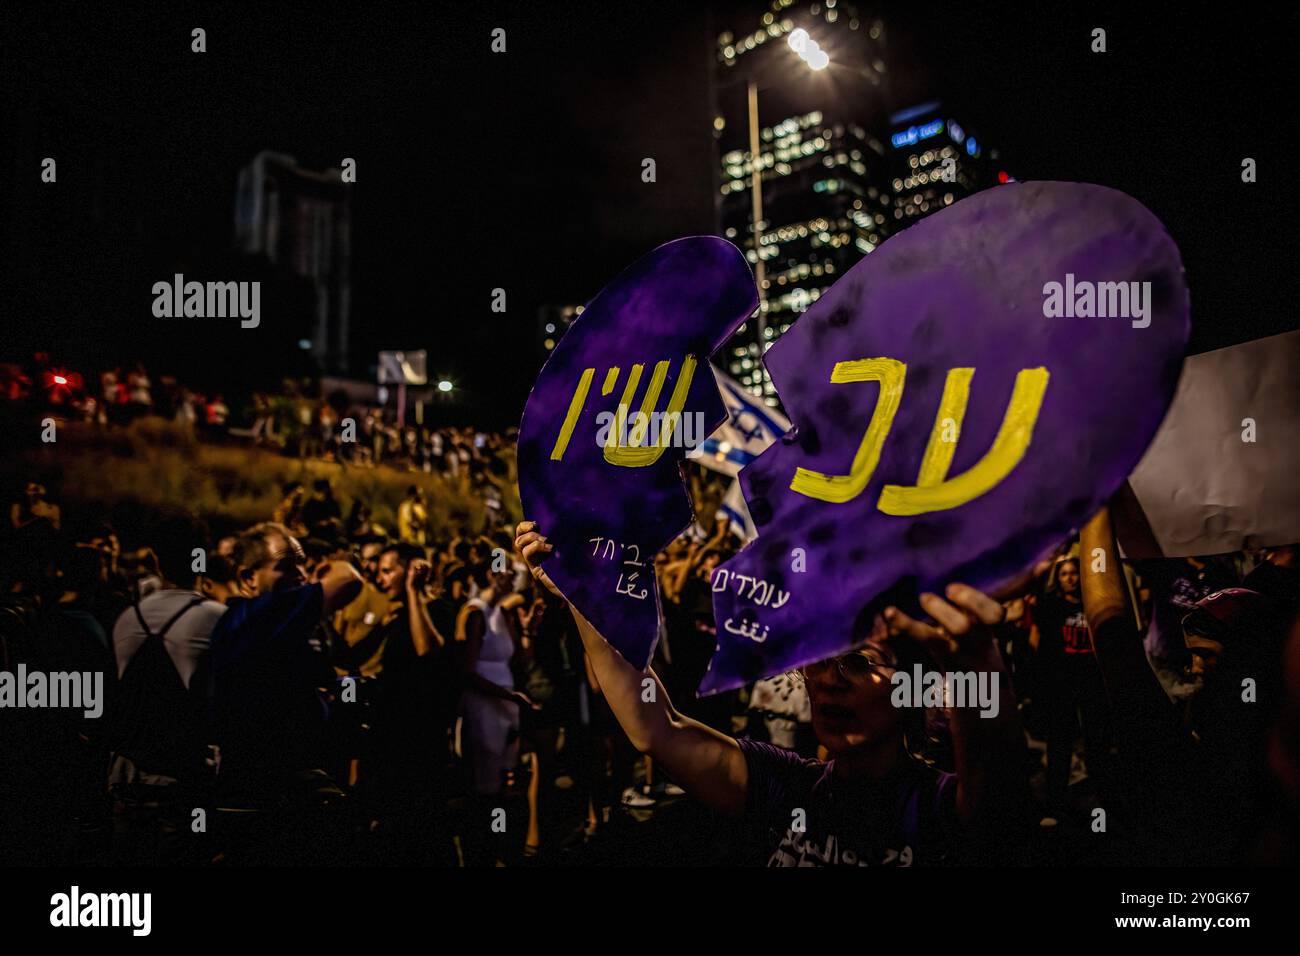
[235,151,354,375]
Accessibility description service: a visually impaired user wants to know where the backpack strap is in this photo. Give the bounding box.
[136,595,205,641]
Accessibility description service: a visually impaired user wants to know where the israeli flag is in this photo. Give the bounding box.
[689,367,791,478]
[719,477,757,542]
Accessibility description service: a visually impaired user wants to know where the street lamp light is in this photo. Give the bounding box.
[745,33,828,345]
[787,28,831,70]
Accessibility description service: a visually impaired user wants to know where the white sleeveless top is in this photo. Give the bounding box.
[465,597,514,690]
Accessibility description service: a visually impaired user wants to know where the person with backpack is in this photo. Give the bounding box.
[107,513,228,865]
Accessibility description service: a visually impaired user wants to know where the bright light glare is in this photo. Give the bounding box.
[787,28,809,54]
[437,380,453,392]
[806,48,830,70]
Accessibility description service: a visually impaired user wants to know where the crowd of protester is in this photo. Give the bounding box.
[3,358,1299,866]
[2,355,515,481]
[3,459,1298,867]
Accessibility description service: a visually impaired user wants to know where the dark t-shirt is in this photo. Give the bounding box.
[739,738,959,866]
[1034,593,1091,656]
[210,583,330,800]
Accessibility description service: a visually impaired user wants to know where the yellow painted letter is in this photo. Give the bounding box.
[603,355,698,467]
[790,357,906,503]
[877,367,1049,515]
[550,367,595,461]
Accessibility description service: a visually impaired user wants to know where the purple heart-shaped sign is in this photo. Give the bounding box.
[703,181,1190,694]
[517,236,757,669]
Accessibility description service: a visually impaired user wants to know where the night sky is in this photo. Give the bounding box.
[2,1,1293,426]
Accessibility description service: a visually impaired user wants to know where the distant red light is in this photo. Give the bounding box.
[43,369,81,393]
[997,171,1009,184]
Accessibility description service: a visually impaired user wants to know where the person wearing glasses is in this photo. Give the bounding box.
[515,521,1027,867]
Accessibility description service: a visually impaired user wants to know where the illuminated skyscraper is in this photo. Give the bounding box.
[886,100,1009,226]
[711,0,892,405]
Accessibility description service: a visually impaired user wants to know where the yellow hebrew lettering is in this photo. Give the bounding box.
[606,363,645,457]
[789,357,906,503]
[549,367,595,461]
[603,355,698,467]
[916,367,974,486]
[877,367,1050,516]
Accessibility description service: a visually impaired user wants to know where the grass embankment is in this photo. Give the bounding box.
[14,419,521,543]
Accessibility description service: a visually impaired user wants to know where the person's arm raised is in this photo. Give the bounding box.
[404,559,444,656]
[318,560,363,614]
[516,522,749,816]
[1079,506,1180,734]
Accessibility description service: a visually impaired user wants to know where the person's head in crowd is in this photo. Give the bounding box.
[1177,585,1295,784]
[796,628,930,761]
[356,534,388,583]
[1182,587,1284,679]
[152,511,212,590]
[405,484,423,503]
[216,535,237,559]
[468,559,514,605]
[376,542,425,598]
[198,552,239,604]
[311,478,332,500]
[231,521,307,597]
[1051,557,1081,599]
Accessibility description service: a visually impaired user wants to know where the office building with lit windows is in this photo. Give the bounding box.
[234,151,354,374]
[886,100,1009,227]
[711,0,893,405]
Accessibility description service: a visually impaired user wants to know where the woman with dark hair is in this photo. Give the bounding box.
[516,521,1028,866]
[1030,555,1113,824]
